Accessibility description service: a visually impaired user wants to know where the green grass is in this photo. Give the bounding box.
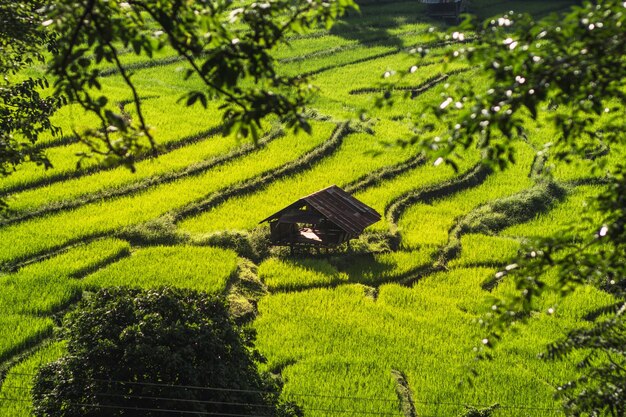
[449,234,521,268]
[255,266,610,417]
[82,245,238,294]
[0,342,66,417]
[398,143,536,249]
[0,316,53,364]
[502,185,606,240]
[336,247,436,284]
[0,238,130,315]
[0,123,333,266]
[0,1,622,415]
[0,96,227,195]
[5,124,266,215]
[259,258,349,292]
[179,120,416,234]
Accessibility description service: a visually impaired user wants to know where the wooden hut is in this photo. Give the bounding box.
[260,185,381,248]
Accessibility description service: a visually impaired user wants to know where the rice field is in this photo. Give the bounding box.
[0,0,619,416]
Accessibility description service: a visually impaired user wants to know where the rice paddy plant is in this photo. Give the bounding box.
[276,25,444,79]
[259,258,349,292]
[0,238,130,315]
[274,23,432,62]
[279,356,402,417]
[549,143,625,182]
[398,143,536,249]
[334,247,436,285]
[0,316,53,364]
[491,250,617,323]
[448,234,521,268]
[512,106,626,183]
[0,123,334,266]
[315,55,465,100]
[0,95,226,195]
[275,34,378,62]
[502,185,606,241]
[355,0,427,17]
[472,0,580,19]
[0,142,105,195]
[310,65,475,122]
[356,147,481,232]
[5,124,269,215]
[178,120,415,233]
[261,248,435,293]
[255,266,607,416]
[94,46,182,76]
[0,342,66,417]
[27,103,101,146]
[82,246,238,294]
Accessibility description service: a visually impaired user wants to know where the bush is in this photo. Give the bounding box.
[32,287,300,417]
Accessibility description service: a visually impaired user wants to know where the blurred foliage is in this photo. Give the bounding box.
[41,0,356,165]
[0,1,63,195]
[417,1,626,415]
[0,0,356,210]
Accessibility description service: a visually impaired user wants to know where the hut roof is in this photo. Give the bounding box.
[260,185,381,235]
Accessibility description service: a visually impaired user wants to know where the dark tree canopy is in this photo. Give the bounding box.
[32,287,300,417]
[417,1,626,415]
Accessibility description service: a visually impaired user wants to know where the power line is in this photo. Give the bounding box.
[0,385,274,410]
[4,373,400,403]
[0,395,411,417]
[0,385,403,416]
[0,390,564,416]
[3,373,563,412]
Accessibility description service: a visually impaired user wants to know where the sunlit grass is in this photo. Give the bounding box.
[5,124,265,214]
[0,123,333,265]
[399,143,536,249]
[0,95,226,194]
[254,266,603,417]
[502,185,605,240]
[260,258,349,292]
[449,234,521,268]
[179,120,415,233]
[82,245,238,294]
[0,238,130,315]
[0,342,66,417]
[0,316,53,364]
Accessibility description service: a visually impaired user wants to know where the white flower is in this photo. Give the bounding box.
[505,263,518,271]
[439,97,453,109]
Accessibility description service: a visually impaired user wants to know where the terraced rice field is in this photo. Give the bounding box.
[0,0,619,416]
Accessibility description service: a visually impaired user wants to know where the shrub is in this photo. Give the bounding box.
[32,287,300,417]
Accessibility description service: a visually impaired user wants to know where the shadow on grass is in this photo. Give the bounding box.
[329,0,438,48]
